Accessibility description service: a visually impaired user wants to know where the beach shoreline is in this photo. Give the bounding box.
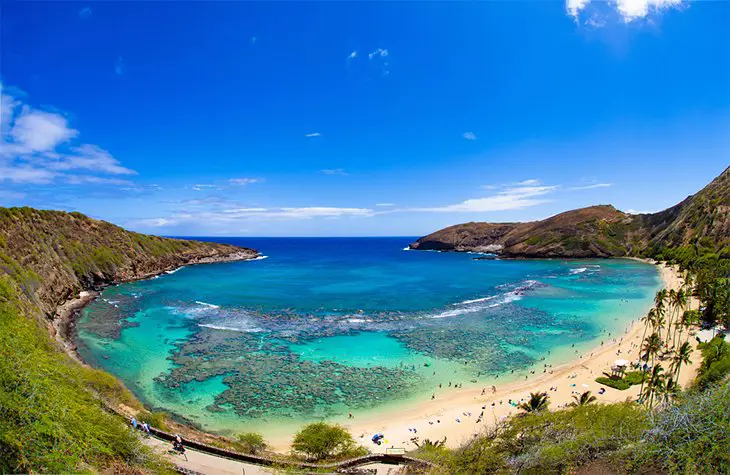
[58,257,699,456]
[263,262,699,453]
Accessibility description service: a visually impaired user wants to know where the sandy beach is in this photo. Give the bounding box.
[267,262,700,453]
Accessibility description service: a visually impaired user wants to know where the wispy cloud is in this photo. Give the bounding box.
[570,183,612,190]
[367,48,390,76]
[78,6,92,19]
[368,48,388,59]
[321,168,348,176]
[305,132,321,137]
[566,0,685,25]
[347,51,357,60]
[130,206,375,229]
[1,83,136,185]
[114,56,124,75]
[411,184,558,213]
[517,179,541,186]
[375,203,395,207]
[191,184,220,191]
[462,132,477,141]
[228,177,263,186]
[250,36,257,45]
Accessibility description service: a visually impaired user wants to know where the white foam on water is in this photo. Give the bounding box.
[402,247,411,251]
[251,255,269,261]
[199,323,263,333]
[195,301,220,309]
[455,295,497,305]
[165,266,185,274]
[569,267,588,275]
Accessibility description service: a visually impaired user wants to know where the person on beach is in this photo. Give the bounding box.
[131,417,137,429]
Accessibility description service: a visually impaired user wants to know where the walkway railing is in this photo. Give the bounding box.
[142,423,435,472]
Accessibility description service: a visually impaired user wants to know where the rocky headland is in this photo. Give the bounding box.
[410,166,730,258]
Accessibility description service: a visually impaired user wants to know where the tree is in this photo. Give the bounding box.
[667,289,687,348]
[670,341,693,381]
[639,308,656,364]
[639,332,662,398]
[291,422,364,461]
[641,364,666,409]
[518,392,549,413]
[570,391,597,407]
[235,432,267,455]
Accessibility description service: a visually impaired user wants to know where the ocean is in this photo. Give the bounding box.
[75,237,661,438]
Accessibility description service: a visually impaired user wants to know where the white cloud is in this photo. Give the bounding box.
[570,183,612,190]
[368,48,388,59]
[0,165,56,184]
[8,107,78,153]
[321,168,348,176]
[376,203,395,207]
[305,132,321,137]
[566,0,591,19]
[412,184,558,213]
[64,175,134,186]
[115,56,124,75]
[49,144,136,175]
[191,184,219,191]
[0,83,136,186]
[348,51,357,60]
[517,179,541,186]
[130,206,375,228]
[462,132,477,141]
[228,177,263,186]
[566,0,685,24]
[78,6,92,18]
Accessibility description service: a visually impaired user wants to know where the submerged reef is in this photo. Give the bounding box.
[157,327,423,419]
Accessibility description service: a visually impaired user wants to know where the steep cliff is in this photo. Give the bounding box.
[411,166,730,258]
[0,207,257,317]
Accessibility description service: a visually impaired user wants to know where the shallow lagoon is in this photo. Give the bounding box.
[76,237,660,437]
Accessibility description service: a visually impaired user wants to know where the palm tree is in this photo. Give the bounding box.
[654,289,668,311]
[639,332,662,397]
[641,364,665,409]
[570,390,597,407]
[518,392,549,413]
[668,289,687,347]
[670,341,693,381]
[638,308,656,364]
[660,376,680,405]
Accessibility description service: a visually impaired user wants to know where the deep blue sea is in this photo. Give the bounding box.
[76,237,661,437]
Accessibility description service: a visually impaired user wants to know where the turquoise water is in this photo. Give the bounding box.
[76,237,661,437]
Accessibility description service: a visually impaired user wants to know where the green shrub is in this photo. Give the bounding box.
[0,277,170,473]
[444,402,648,474]
[638,384,730,474]
[235,432,268,455]
[136,410,169,431]
[694,336,730,390]
[291,422,367,462]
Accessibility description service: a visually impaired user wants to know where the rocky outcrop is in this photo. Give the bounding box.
[0,207,258,318]
[411,166,730,258]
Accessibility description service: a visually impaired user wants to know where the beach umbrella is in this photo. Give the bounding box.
[614,359,630,367]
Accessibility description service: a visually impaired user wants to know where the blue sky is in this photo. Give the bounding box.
[1,1,728,236]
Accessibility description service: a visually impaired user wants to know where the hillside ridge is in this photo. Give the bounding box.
[410,166,730,258]
[0,207,258,317]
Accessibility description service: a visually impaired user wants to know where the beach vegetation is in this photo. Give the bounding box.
[0,275,172,473]
[693,335,730,390]
[517,391,549,413]
[570,390,597,407]
[291,422,367,462]
[235,431,268,455]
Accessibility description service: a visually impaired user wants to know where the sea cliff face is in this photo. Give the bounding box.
[0,207,258,318]
[411,167,730,259]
